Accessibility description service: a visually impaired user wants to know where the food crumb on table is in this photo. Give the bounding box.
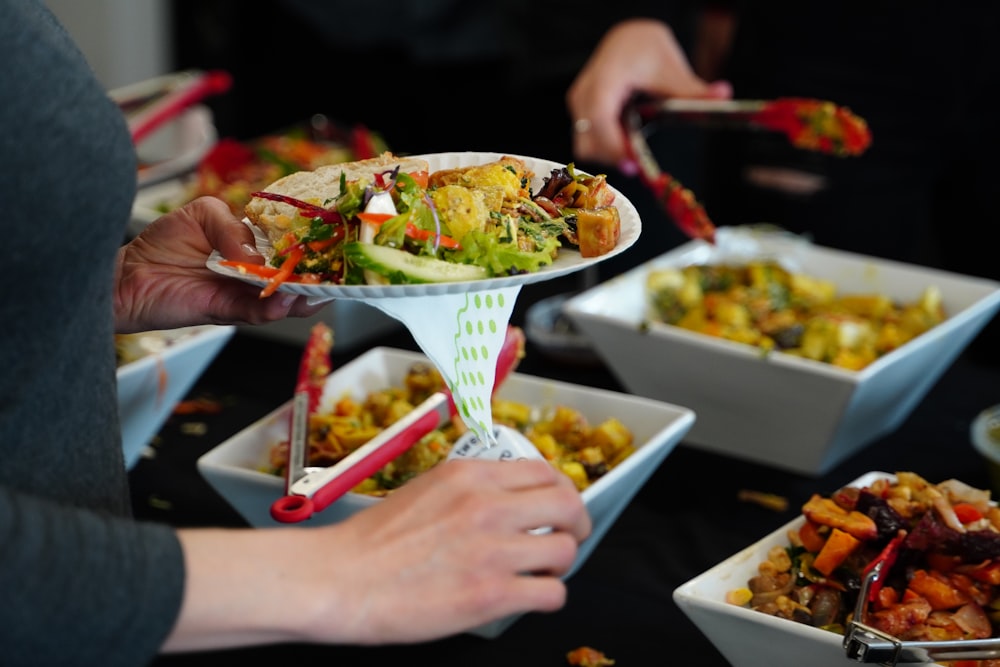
[566,646,615,666]
[737,489,790,512]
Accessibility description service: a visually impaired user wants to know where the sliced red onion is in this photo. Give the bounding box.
[423,193,443,253]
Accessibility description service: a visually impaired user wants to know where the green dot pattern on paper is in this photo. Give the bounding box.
[451,290,511,441]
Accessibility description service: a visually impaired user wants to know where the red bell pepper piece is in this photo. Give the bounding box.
[952,502,984,524]
[357,212,461,250]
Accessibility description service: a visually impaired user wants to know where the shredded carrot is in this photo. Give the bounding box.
[261,246,303,298]
[812,528,861,576]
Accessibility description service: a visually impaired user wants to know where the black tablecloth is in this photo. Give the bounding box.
[136,294,1000,667]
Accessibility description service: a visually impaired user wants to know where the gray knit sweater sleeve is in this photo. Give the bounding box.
[0,1,185,664]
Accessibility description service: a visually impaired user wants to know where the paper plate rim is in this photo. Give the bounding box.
[205,151,641,299]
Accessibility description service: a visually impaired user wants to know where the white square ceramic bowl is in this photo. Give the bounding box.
[117,325,234,468]
[671,471,945,667]
[563,228,1000,476]
[197,346,695,637]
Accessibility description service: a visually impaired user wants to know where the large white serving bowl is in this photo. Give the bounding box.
[671,471,949,667]
[563,227,1000,476]
[117,325,234,469]
[197,346,695,638]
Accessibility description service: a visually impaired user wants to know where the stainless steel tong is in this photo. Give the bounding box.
[844,559,1000,665]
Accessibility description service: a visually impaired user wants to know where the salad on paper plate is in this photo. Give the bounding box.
[206,151,641,299]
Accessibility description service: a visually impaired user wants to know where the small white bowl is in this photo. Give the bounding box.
[197,346,695,637]
[564,227,1000,475]
[117,325,234,468]
[134,105,217,189]
[971,404,1000,496]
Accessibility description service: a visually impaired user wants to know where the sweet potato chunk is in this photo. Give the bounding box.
[812,528,861,576]
[802,494,878,540]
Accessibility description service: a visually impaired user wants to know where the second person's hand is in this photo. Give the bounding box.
[566,18,732,170]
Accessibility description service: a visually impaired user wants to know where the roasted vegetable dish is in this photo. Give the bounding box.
[728,473,1000,667]
[753,97,872,158]
[645,261,946,370]
[264,360,636,495]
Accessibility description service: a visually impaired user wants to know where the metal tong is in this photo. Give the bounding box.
[270,389,454,523]
[624,94,871,160]
[621,95,718,244]
[626,97,769,130]
[621,94,873,244]
[269,324,528,523]
[843,533,1000,665]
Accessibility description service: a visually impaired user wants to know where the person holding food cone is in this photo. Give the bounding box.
[0,2,592,666]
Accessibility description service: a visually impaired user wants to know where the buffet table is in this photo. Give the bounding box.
[136,284,1000,667]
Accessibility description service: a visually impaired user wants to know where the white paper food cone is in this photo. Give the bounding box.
[366,285,521,445]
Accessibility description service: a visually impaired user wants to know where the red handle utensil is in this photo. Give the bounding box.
[126,69,233,145]
[270,391,454,523]
[621,95,873,245]
[625,96,872,158]
[622,99,717,244]
[269,325,526,523]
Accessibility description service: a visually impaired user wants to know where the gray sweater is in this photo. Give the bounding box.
[0,1,184,664]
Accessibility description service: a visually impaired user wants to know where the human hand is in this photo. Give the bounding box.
[167,459,591,652]
[114,196,325,333]
[566,18,732,169]
[308,458,592,643]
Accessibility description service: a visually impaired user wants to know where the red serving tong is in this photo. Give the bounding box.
[620,95,873,244]
[124,69,233,145]
[621,97,717,244]
[269,325,526,523]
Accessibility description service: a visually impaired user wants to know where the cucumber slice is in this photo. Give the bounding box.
[344,242,489,284]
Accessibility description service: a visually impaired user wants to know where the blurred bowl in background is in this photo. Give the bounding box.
[109,73,220,189]
[117,325,234,468]
[133,104,217,188]
[524,293,601,366]
[971,404,1000,495]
